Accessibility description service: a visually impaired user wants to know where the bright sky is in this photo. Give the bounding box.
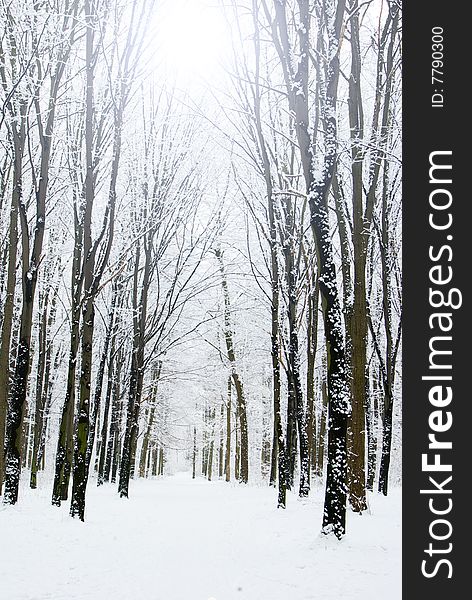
[150,0,231,84]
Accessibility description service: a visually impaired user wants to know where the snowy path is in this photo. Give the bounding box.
[0,472,401,600]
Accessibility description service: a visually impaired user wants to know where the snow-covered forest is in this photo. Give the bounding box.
[0,0,402,597]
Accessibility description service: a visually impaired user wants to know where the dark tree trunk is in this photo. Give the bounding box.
[271,0,349,536]
[30,293,48,489]
[285,382,297,490]
[315,373,327,473]
[119,351,144,498]
[97,352,114,485]
[215,248,249,484]
[37,346,61,477]
[250,4,285,506]
[346,0,368,514]
[138,365,160,479]
[202,409,208,477]
[234,409,240,481]
[86,284,118,482]
[119,171,152,497]
[218,403,224,478]
[52,204,83,505]
[4,275,39,504]
[70,292,95,520]
[192,426,197,479]
[281,192,310,498]
[30,283,58,489]
[224,378,231,482]
[269,422,277,487]
[105,346,122,483]
[378,390,393,495]
[207,410,215,482]
[366,373,377,491]
[151,445,158,477]
[0,134,22,496]
[306,272,319,478]
[4,0,77,504]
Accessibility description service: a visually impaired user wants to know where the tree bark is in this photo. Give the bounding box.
[0,130,22,496]
[271,0,349,536]
[105,346,123,483]
[85,282,118,480]
[138,364,161,479]
[218,402,224,478]
[192,426,197,479]
[224,378,231,482]
[4,0,78,506]
[30,281,58,489]
[346,0,368,513]
[250,0,286,506]
[306,271,319,477]
[215,248,249,484]
[118,235,151,498]
[97,349,115,485]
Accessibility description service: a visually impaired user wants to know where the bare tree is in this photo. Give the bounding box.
[3,0,79,504]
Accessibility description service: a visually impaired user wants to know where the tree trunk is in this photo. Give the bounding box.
[37,346,61,478]
[192,426,197,479]
[224,378,231,482]
[306,272,319,478]
[30,282,58,488]
[250,5,285,506]
[119,349,144,497]
[105,346,122,483]
[207,410,215,482]
[316,378,328,478]
[4,264,40,504]
[119,181,152,498]
[86,284,118,481]
[69,1,98,520]
[281,191,310,497]
[138,365,160,479]
[346,0,368,513]
[215,248,249,484]
[365,371,377,491]
[378,389,393,495]
[218,402,224,478]
[0,138,21,495]
[97,352,114,485]
[150,445,157,477]
[234,409,240,481]
[271,0,349,536]
[52,205,83,505]
[4,1,76,503]
[70,291,94,520]
[269,423,277,487]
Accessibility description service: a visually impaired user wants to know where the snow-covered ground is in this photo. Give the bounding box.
[0,472,401,600]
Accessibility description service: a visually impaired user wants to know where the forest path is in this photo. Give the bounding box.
[0,472,401,600]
